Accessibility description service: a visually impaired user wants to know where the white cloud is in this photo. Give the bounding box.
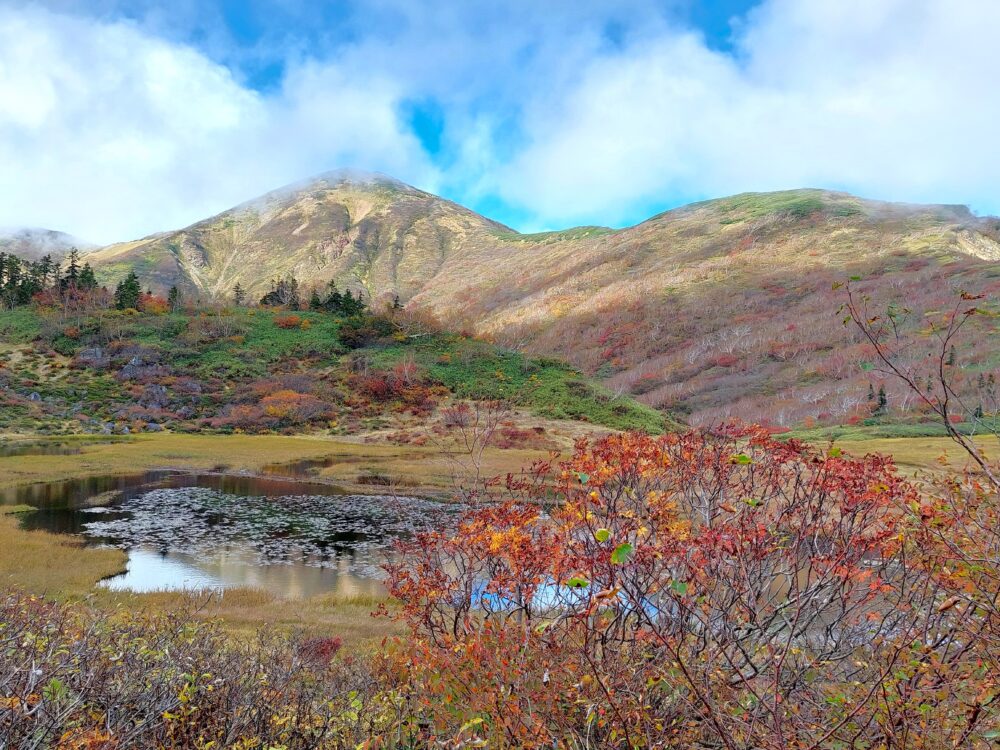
[2,0,999,242]
[0,5,435,243]
[498,0,1000,227]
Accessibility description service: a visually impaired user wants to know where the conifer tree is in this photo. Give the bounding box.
[114,271,142,310]
[78,263,98,290]
[60,249,80,290]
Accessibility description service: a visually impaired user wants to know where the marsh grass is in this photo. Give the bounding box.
[0,432,554,497]
[0,507,127,595]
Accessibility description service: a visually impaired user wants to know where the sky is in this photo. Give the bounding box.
[1,0,999,244]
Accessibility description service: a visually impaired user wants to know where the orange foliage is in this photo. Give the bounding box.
[138,294,169,314]
[385,427,1000,748]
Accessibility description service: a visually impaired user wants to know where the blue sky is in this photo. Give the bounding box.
[1,0,998,242]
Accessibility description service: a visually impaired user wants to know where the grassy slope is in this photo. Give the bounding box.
[85,172,511,305]
[0,306,667,435]
[364,333,670,433]
[410,189,1000,428]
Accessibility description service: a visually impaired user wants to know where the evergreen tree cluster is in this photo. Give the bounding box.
[113,271,142,310]
[0,249,98,308]
[258,276,366,316]
[309,281,366,316]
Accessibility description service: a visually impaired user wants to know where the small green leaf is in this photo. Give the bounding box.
[459,717,485,734]
[860,361,875,372]
[670,580,689,595]
[43,677,67,702]
[610,543,634,565]
[849,275,862,281]
[565,576,590,589]
[828,447,842,458]
[731,453,752,465]
[575,472,589,484]
[744,497,761,508]
[594,528,611,543]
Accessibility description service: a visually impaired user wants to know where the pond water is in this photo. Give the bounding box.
[0,441,83,457]
[4,471,459,599]
[0,438,125,458]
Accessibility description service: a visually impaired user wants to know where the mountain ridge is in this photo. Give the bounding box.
[80,178,1000,299]
[11,175,1000,428]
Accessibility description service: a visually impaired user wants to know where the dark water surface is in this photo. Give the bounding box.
[3,469,457,599]
[0,441,83,457]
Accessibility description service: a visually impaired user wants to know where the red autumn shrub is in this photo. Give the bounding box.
[296,636,343,667]
[353,372,397,401]
[348,367,440,414]
[714,353,739,367]
[139,294,169,314]
[274,314,302,329]
[385,427,999,748]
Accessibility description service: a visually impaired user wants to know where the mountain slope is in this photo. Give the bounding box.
[409,190,1000,425]
[85,180,1000,428]
[86,170,510,304]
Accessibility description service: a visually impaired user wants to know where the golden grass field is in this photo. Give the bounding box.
[834,435,999,475]
[1,431,996,645]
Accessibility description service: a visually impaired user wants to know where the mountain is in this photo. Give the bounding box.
[0,227,92,261]
[85,170,510,304]
[85,176,1000,428]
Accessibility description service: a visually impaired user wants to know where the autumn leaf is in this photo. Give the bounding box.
[610,543,634,565]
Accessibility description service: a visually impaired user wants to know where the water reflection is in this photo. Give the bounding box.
[5,471,457,599]
[262,456,338,479]
[101,547,387,599]
[1,470,346,508]
[0,441,83,457]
